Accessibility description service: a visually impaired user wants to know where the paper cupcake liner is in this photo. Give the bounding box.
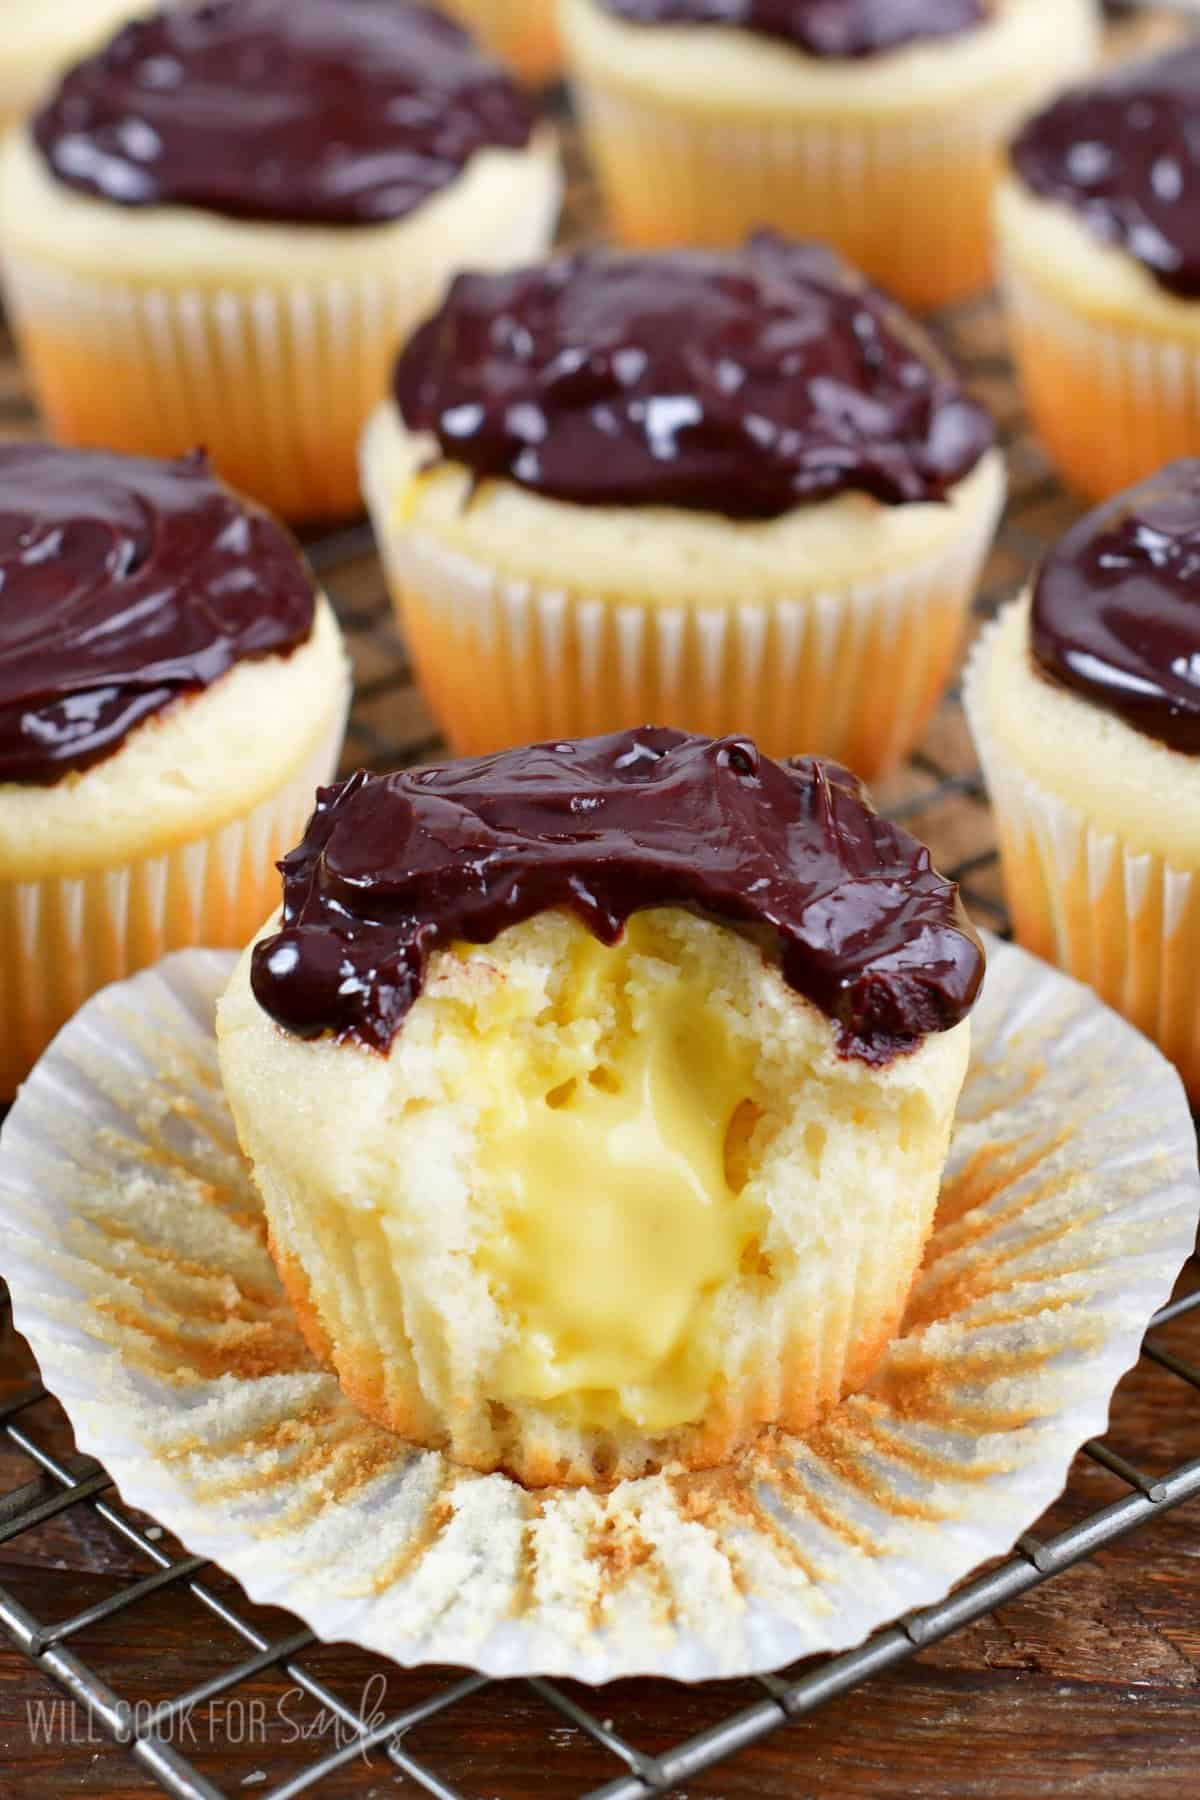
[0,711,344,1102]
[1001,263,1200,502]
[1,173,559,524]
[574,82,1032,311]
[366,473,1002,775]
[964,633,1200,1104]
[0,935,1195,1682]
[442,0,560,83]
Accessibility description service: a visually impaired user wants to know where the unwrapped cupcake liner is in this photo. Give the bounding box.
[1001,263,1200,501]
[1,170,559,523]
[0,934,1195,1682]
[964,633,1200,1104]
[366,472,1003,774]
[442,0,560,83]
[575,81,1028,311]
[0,712,344,1101]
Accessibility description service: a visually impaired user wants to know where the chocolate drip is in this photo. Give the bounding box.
[1011,40,1200,300]
[392,237,994,519]
[599,0,987,57]
[32,0,533,227]
[251,728,984,1064]
[0,445,316,785]
[1031,460,1200,753]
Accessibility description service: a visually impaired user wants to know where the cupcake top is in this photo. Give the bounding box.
[0,445,317,785]
[1031,460,1200,754]
[1010,40,1200,299]
[251,727,985,1064]
[597,0,989,58]
[392,236,994,519]
[31,0,535,227]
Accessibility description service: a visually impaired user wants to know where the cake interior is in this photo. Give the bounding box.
[471,912,771,1435]
[220,903,970,1484]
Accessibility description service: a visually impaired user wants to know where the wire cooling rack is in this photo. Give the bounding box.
[2,11,1200,1785]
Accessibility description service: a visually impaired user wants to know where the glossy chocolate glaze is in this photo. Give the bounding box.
[32,0,534,227]
[0,445,317,785]
[1031,460,1200,754]
[1010,41,1200,299]
[392,237,994,518]
[599,0,987,57]
[251,728,984,1063]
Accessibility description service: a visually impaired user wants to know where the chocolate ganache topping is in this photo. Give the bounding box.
[251,728,984,1064]
[1031,460,1200,754]
[599,0,988,57]
[0,445,317,785]
[1010,41,1200,299]
[392,237,994,518]
[31,0,534,227]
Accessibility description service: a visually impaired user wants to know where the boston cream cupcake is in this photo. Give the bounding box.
[965,461,1200,1101]
[0,1,140,129]
[217,728,983,1487]
[1001,41,1200,503]
[362,235,1004,774]
[0,0,561,523]
[563,0,1098,312]
[440,0,560,85]
[0,444,349,1100]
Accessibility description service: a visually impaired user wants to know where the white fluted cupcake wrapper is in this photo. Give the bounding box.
[575,82,1033,311]
[1,160,560,522]
[1001,264,1200,500]
[0,935,1194,1681]
[964,630,1200,1100]
[0,712,345,1100]
[369,493,1002,775]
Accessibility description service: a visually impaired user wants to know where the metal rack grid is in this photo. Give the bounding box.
[2,11,1200,1779]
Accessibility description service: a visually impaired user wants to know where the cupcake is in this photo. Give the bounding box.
[562,0,1099,313]
[439,0,560,85]
[0,0,561,524]
[0,443,350,1100]
[361,235,1005,775]
[217,728,983,1487]
[1000,39,1200,502]
[964,460,1200,1102]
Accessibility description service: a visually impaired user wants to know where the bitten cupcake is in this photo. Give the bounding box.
[964,460,1200,1102]
[0,1,139,129]
[440,0,560,85]
[217,728,983,1488]
[0,0,561,523]
[563,0,1098,312]
[1000,40,1200,502]
[362,236,1004,774]
[0,443,350,1100]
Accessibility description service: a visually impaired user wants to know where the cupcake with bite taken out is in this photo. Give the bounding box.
[0,442,349,1099]
[217,728,984,1487]
[0,0,561,523]
[965,459,1200,1102]
[362,234,1004,776]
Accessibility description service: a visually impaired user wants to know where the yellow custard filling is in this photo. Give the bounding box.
[470,915,767,1434]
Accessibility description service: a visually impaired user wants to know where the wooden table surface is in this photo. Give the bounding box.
[2,7,1199,1796]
